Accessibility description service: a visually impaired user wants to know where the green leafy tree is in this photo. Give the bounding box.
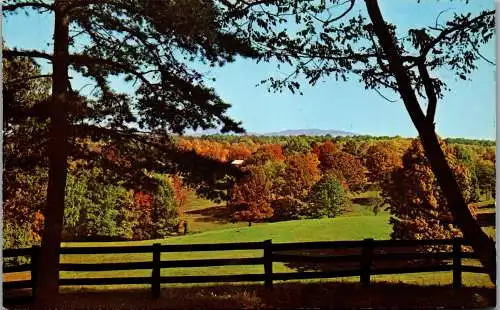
[3,221,38,267]
[150,174,180,238]
[307,175,349,218]
[453,145,481,202]
[283,136,312,155]
[64,168,141,241]
[3,0,257,303]
[475,159,495,199]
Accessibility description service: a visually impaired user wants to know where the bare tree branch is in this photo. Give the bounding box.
[373,88,397,103]
[324,0,355,25]
[365,0,427,125]
[465,35,495,66]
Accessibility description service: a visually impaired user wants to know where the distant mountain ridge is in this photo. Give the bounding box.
[186,128,357,137]
[254,129,357,137]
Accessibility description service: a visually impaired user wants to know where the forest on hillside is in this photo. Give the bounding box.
[5,133,495,253]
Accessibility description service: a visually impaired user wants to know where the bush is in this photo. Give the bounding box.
[271,197,308,221]
[63,169,173,241]
[307,176,349,218]
[63,171,126,241]
[3,220,38,266]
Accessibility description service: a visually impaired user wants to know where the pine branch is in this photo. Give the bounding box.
[2,1,53,12]
[3,49,53,60]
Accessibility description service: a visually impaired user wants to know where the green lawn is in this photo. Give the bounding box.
[182,189,388,234]
[4,192,495,292]
[182,191,249,233]
[11,215,486,289]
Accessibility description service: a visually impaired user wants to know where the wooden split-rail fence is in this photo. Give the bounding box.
[3,238,488,301]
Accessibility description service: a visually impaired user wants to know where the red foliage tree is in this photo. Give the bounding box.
[230,165,274,225]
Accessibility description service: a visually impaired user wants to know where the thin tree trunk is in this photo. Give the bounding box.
[364,0,496,282]
[34,0,70,307]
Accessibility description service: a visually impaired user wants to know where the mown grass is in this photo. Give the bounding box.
[181,191,248,233]
[4,191,495,308]
[4,214,493,290]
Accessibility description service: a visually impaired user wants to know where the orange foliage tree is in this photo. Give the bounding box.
[313,140,340,161]
[177,138,229,162]
[280,153,321,200]
[227,142,253,161]
[365,142,403,184]
[3,168,48,243]
[319,150,367,192]
[382,139,476,241]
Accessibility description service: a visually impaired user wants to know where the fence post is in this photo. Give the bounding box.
[264,239,273,290]
[360,238,374,287]
[31,245,41,299]
[452,238,462,288]
[152,243,161,299]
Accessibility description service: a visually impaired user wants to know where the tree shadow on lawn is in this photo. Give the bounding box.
[5,282,495,309]
[186,205,233,224]
[280,246,459,276]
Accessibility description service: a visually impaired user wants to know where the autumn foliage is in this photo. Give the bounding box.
[4,133,495,245]
[381,139,476,241]
[230,165,274,224]
[365,142,403,184]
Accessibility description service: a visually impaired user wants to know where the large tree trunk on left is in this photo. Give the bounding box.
[365,0,496,283]
[33,0,70,308]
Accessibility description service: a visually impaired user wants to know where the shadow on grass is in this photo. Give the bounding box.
[5,281,495,309]
[280,247,446,273]
[476,212,495,227]
[186,205,233,224]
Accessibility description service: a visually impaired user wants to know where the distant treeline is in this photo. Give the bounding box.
[184,134,495,147]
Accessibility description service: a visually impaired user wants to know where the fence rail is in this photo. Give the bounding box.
[3,238,488,300]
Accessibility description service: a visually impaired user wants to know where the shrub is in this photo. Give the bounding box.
[271,197,308,221]
[3,220,38,266]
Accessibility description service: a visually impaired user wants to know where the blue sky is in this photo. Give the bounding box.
[3,1,496,139]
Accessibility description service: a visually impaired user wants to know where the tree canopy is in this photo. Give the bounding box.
[3,0,260,305]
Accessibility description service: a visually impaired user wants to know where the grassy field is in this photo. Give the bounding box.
[181,191,249,233]
[5,213,493,289]
[4,191,495,306]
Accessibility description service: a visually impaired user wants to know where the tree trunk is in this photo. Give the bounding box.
[33,1,70,308]
[365,0,496,282]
